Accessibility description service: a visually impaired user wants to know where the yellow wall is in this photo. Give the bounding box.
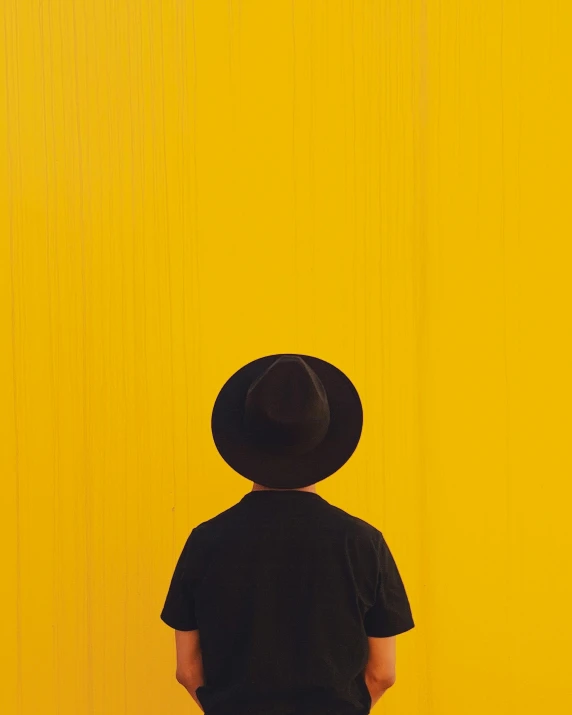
[1,1,571,713]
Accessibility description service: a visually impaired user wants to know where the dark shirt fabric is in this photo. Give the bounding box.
[160,490,415,715]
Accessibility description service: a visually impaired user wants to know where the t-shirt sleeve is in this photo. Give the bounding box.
[363,532,415,638]
[160,528,201,631]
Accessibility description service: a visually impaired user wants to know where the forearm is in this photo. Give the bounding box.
[365,672,393,710]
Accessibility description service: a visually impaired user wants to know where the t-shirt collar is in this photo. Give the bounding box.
[241,490,324,503]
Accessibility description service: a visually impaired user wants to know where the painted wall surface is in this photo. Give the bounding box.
[1,2,571,713]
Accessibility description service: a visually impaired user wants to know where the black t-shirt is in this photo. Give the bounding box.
[160,490,415,715]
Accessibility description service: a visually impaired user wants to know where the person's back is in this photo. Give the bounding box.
[161,488,415,715]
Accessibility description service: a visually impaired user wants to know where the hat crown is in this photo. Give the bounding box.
[243,356,330,455]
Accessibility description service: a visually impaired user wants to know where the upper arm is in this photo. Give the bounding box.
[161,529,202,632]
[175,629,203,680]
[363,532,415,639]
[363,533,415,682]
[365,635,397,683]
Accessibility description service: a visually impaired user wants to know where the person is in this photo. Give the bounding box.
[161,354,415,714]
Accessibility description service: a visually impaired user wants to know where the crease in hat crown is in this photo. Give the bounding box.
[243,355,331,454]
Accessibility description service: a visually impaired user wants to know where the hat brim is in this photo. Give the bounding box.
[211,353,363,489]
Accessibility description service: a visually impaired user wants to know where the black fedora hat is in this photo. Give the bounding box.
[211,353,363,489]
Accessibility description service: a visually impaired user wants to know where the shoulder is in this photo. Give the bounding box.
[324,502,383,544]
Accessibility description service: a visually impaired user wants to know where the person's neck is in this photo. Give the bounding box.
[251,482,317,493]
